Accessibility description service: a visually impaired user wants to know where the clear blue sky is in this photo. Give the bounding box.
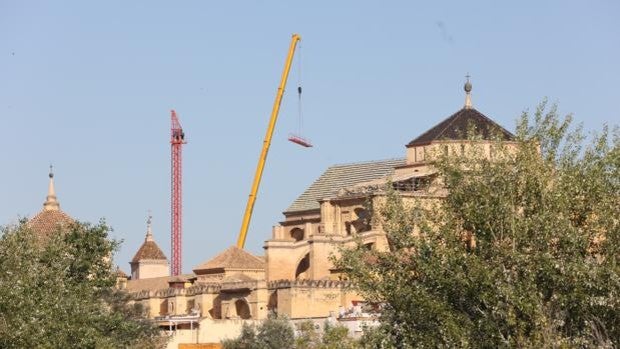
[1,1,619,274]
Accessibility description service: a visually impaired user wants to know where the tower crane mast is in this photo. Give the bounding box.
[236,34,301,249]
[170,109,186,275]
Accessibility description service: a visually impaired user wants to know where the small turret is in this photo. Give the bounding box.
[130,213,169,280]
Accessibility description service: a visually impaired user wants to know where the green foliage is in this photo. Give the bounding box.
[295,321,320,349]
[337,102,620,348]
[321,322,358,349]
[222,317,294,349]
[222,323,257,349]
[223,318,360,349]
[0,220,166,349]
[256,316,295,349]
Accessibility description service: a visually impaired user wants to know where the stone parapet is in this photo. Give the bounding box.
[268,279,352,289]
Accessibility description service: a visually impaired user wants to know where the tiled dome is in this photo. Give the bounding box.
[28,209,74,237]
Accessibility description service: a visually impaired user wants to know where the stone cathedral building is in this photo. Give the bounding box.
[26,81,516,345]
[116,80,517,345]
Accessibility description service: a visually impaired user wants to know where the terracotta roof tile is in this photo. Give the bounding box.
[222,273,255,282]
[125,274,194,293]
[131,240,167,262]
[193,246,264,273]
[27,209,74,237]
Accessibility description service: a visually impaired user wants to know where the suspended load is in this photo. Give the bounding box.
[287,45,313,148]
[288,134,313,147]
[288,84,313,147]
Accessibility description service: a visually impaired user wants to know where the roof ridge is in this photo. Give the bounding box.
[131,239,167,262]
[407,107,514,146]
[406,107,465,146]
[433,108,468,141]
[327,157,405,168]
[194,245,264,272]
[472,108,515,138]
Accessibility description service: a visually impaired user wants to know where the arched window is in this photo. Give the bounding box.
[235,299,251,319]
[352,208,371,233]
[295,253,310,279]
[290,228,304,241]
[209,295,222,319]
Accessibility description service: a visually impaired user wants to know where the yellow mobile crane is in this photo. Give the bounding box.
[236,34,301,249]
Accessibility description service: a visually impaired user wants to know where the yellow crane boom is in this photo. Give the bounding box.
[237,34,301,249]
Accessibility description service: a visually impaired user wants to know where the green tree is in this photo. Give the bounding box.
[255,316,295,349]
[222,317,294,349]
[223,318,360,349]
[0,220,166,349]
[222,322,257,349]
[295,320,358,349]
[321,322,358,349]
[295,321,320,349]
[337,102,620,348]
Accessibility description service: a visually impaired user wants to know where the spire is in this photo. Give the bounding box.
[145,211,154,242]
[43,165,60,211]
[464,74,473,109]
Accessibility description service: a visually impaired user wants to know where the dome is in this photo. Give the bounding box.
[28,209,74,238]
[27,168,74,237]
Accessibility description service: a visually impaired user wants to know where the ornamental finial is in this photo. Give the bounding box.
[43,164,60,211]
[145,210,154,241]
[464,74,473,109]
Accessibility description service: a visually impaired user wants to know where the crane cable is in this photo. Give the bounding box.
[297,43,303,136]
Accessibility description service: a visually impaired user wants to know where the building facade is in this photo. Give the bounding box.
[117,81,517,345]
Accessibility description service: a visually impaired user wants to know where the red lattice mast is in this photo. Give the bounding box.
[170,110,186,276]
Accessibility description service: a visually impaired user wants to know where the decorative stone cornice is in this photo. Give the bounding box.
[268,279,352,289]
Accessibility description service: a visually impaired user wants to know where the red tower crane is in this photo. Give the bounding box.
[170,110,186,276]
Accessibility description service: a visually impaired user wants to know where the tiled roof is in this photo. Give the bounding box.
[125,274,194,292]
[407,107,514,147]
[347,169,437,190]
[222,273,255,283]
[131,240,167,262]
[168,276,188,283]
[28,209,74,237]
[193,246,264,273]
[285,159,405,213]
